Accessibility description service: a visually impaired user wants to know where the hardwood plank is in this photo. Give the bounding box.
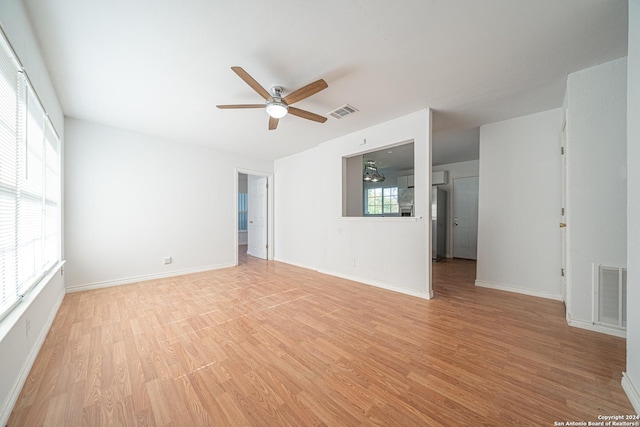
[145,379,174,426]
[216,391,250,426]
[7,255,635,426]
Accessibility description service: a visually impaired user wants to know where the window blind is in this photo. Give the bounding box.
[0,29,60,321]
[0,32,21,319]
[238,192,248,231]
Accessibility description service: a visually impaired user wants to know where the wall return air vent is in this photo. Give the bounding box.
[594,264,627,330]
[328,104,358,119]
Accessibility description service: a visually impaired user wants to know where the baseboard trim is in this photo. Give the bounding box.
[66,263,236,293]
[274,256,434,300]
[272,257,318,272]
[317,268,433,300]
[0,289,64,426]
[475,280,563,301]
[622,373,640,414]
[567,317,627,338]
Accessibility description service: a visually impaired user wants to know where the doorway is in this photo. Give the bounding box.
[236,169,273,265]
[247,175,268,259]
[430,126,481,300]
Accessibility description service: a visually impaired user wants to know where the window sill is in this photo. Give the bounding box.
[0,260,66,342]
[339,216,423,222]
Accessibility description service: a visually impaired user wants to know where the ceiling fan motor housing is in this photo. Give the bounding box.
[270,86,284,99]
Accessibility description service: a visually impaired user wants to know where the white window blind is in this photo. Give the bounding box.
[238,192,248,231]
[0,30,60,321]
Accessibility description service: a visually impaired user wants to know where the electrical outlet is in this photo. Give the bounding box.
[25,319,31,338]
[164,257,172,265]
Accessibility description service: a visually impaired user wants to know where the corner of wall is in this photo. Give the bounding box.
[622,372,640,414]
[625,0,640,414]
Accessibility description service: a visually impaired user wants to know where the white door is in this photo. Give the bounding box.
[453,176,479,259]
[247,175,268,259]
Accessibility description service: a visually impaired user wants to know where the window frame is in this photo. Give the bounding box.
[0,28,61,322]
[364,186,399,216]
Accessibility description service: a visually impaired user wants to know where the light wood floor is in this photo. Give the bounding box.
[8,252,634,426]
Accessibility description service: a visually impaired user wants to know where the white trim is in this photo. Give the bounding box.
[475,280,563,301]
[273,258,319,272]
[274,259,434,300]
[318,268,433,300]
[566,316,627,338]
[65,263,235,293]
[622,373,640,414]
[0,285,64,427]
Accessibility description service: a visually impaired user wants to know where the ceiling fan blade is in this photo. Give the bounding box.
[268,116,279,130]
[283,79,328,105]
[288,106,327,123]
[231,66,272,100]
[216,104,264,109]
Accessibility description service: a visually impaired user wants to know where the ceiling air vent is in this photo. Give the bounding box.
[328,104,359,119]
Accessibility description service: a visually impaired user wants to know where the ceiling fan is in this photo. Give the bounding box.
[216,66,328,130]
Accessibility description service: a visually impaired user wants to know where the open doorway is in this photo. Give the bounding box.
[430,127,480,293]
[236,169,273,265]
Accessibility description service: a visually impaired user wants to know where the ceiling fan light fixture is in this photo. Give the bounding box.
[266,100,288,119]
[218,68,327,130]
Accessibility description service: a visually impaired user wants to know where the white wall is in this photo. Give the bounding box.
[0,2,63,132]
[565,57,628,332]
[344,155,364,216]
[0,1,65,424]
[275,110,432,299]
[274,147,320,269]
[238,173,248,193]
[476,108,563,300]
[432,160,479,258]
[624,0,640,413]
[64,118,272,290]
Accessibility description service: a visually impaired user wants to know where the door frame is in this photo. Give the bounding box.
[234,168,274,265]
[560,109,569,310]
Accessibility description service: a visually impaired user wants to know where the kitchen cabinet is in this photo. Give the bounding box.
[397,174,414,189]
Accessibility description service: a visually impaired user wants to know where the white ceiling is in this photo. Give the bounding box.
[432,128,480,166]
[364,142,415,175]
[22,0,628,164]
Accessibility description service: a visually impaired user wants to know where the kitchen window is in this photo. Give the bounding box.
[365,187,399,215]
